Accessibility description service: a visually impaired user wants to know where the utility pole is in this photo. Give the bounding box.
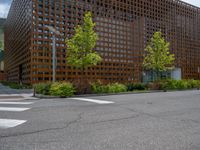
[52,33,56,82]
[45,26,61,82]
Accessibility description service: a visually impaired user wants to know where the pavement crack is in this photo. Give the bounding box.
[89,114,140,124]
[0,113,83,139]
[121,106,159,118]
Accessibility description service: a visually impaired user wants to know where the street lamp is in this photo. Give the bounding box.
[45,25,61,82]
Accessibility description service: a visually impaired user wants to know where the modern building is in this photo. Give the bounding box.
[0,49,5,81]
[0,49,4,70]
[0,18,6,51]
[0,18,6,81]
[5,0,200,84]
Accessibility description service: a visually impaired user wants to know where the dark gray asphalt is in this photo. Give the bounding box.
[0,90,200,150]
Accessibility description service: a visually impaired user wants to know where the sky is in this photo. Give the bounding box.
[0,0,12,18]
[0,0,200,18]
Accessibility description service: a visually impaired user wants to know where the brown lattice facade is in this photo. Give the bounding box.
[5,0,200,84]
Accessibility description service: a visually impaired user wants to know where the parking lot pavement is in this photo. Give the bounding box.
[0,90,200,150]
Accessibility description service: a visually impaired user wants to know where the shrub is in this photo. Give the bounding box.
[49,82,75,97]
[195,80,200,89]
[127,83,146,91]
[176,80,188,89]
[90,80,106,94]
[33,82,51,95]
[187,80,200,89]
[107,83,127,93]
[147,81,164,90]
[161,79,177,90]
[9,83,24,89]
[91,82,127,94]
[160,79,200,90]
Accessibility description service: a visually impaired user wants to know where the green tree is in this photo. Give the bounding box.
[143,31,175,81]
[66,12,102,89]
[0,41,2,49]
[0,28,3,49]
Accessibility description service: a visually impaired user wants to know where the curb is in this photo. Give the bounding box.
[33,89,199,99]
[34,91,157,99]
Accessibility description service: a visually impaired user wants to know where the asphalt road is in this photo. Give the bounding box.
[0,90,200,150]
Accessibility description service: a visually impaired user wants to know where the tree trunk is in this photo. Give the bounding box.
[79,66,89,94]
[156,69,160,81]
[80,66,84,93]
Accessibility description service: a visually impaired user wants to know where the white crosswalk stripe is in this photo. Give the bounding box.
[0,119,27,129]
[0,101,34,129]
[0,107,30,112]
[0,102,34,105]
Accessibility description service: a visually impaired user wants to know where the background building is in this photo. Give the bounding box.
[0,18,5,49]
[0,49,4,71]
[5,0,200,84]
[0,18,6,81]
[0,49,4,81]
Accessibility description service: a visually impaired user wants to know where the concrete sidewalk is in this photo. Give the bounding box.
[0,83,34,100]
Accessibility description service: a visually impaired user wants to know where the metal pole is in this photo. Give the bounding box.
[33,87,36,97]
[52,33,56,82]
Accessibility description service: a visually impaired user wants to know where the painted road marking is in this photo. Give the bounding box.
[0,107,30,112]
[0,102,34,105]
[71,98,114,104]
[0,119,26,129]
